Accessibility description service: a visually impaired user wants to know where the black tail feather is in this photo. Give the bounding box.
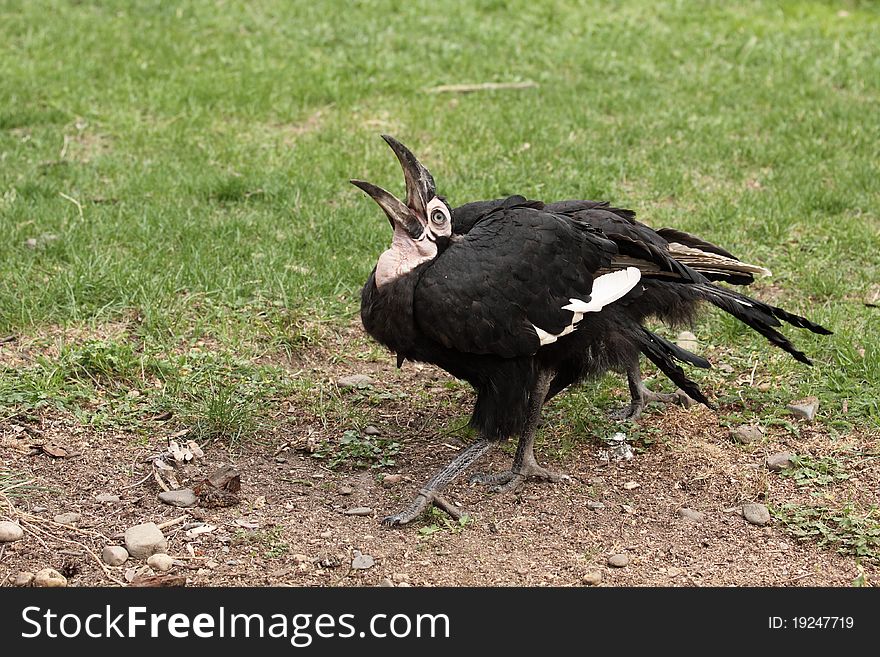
[635,326,713,408]
[696,284,828,365]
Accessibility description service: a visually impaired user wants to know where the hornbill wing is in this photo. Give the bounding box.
[414,206,623,358]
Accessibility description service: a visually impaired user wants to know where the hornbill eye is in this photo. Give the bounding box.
[430,208,447,225]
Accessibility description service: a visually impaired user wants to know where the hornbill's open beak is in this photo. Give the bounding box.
[350,135,437,241]
[350,179,425,240]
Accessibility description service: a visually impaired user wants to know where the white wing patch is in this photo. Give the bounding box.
[532,267,642,346]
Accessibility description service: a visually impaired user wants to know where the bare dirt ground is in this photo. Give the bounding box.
[1,332,878,588]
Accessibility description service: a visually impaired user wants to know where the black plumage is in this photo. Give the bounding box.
[353,137,715,526]
[453,197,832,419]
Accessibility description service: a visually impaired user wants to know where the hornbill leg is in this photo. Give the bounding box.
[382,438,492,527]
[611,361,690,421]
[470,370,571,493]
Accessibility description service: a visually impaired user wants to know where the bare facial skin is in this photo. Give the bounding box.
[375,225,438,287]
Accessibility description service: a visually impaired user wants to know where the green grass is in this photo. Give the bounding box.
[1,0,879,445]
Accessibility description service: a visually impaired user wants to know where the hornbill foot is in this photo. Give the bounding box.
[611,389,691,421]
[381,488,464,527]
[470,464,572,494]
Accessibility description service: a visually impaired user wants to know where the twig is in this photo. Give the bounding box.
[153,469,171,492]
[121,472,153,491]
[156,515,188,531]
[425,81,538,94]
[273,442,291,457]
[0,542,6,563]
[59,192,84,221]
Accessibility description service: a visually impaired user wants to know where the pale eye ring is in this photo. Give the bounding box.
[430,208,447,225]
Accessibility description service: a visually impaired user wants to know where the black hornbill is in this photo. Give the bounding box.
[352,136,713,526]
[453,198,832,419]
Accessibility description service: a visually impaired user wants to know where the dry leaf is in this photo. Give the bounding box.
[40,444,69,458]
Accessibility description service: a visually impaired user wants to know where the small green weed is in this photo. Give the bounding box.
[773,504,880,561]
[312,429,400,469]
[779,454,850,487]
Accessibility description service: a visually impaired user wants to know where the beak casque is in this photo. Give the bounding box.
[380,134,436,217]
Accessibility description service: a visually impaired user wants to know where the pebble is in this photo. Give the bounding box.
[33,568,67,587]
[13,571,35,587]
[676,331,699,352]
[397,582,411,588]
[730,425,764,444]
[351,550,375,570]
[677,508,705,523]
[319,531,332,539]
[147,553,175,572]
[102,546,129,566]
[767,452,796,472]
[54,512,81,526]
[392,573,409,583]
[0,520,24,542]
[586,501,606,511]
[124,522,168,558]
[788,401,818,422]
[382,474,403,486]
[623,481,640,490]
[344,507,373,516]
[95,493,120,503]
[607,554,630,568]
[364,425,381,436]
[159,488,197,508]
[339,485,355,496]
[337,374,374,390]
[582,571,603,586]
[292,554,311,565]
[743,503,772,526]
[377,578,395,587]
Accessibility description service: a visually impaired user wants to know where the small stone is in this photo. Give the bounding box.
[24,238,38,249]
[0,520,24,542]
[676,331,699,352]
[397,582,411,587]
[607,553,630,568]
[717,363,735,374]
[319,531,332,539]
[96,493,120,503]
[364,425,381,436]
[53,512,81,526]
[767,452,796,472]
[292,554,311,565]
[102,546,129,566]
[788,401,818,422]
[13,571,34,587]
[344,507,372,516]
[623,481,640,490]
[339,485,355,496]
[377,578,395,587]
[33,568,67,587]
[730,425,764,444]
[337,374,374,390]
[351,550,375,570]
[159,488,197,508]
[677,508,705,523]
[147,553,174,572]
[582,570,603,586]
[124,522,168,558]
[743,503,772,526]
[382,474,403,486]
[391,573,410,583]
[621,504,636,514]
[586,501,606,511]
